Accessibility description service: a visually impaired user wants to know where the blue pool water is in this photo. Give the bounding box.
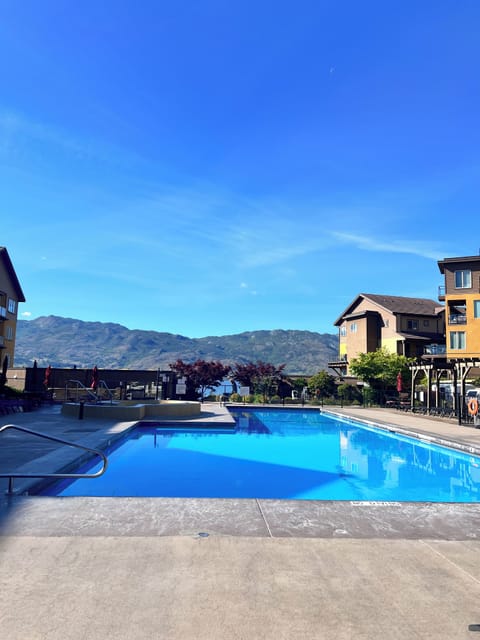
[35,408,480,501]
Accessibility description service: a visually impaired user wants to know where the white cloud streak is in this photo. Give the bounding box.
[330,231,444,261]
[0,109,144,168]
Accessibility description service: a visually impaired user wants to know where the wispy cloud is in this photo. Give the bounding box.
[330,231,444,261]
[0,109,144,168]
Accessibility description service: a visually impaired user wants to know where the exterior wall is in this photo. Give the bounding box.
[7,367,177,398]
[443,260,480,294]
[0,264,21,366]
[61,400,201,420]
[397,314,443,334]
[382,336,399,354]
[442,259,480,359]
[380,310,398,343]
[444,293,480,358]
[335,296,444,375]
[339,332,347,358]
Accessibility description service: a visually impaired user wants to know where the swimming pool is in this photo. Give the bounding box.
[35,408,480,501]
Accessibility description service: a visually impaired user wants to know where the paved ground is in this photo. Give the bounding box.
[2,403,480,639]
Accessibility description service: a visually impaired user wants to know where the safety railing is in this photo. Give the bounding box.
[65,379,98,403]
[0,423,108,495]
[65,379,114,404]
[96,380,114,403]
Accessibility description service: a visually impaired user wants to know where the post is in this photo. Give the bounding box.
[79,400,85,420]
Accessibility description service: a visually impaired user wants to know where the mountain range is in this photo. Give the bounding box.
[14,316,339,375]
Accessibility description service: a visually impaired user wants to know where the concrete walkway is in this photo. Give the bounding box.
[2,404,480,639]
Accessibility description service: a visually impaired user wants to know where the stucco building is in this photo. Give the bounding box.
[329,293,445,377]
[438,255,480,359]
[0,247,26,367]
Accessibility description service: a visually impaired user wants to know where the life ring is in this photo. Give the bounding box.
[468,398,479,416]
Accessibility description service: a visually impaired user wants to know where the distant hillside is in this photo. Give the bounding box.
[14,316,338,375]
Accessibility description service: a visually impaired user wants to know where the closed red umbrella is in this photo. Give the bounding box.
[91,366,99,391]
[396,372,403,393]
[44,365,52,388]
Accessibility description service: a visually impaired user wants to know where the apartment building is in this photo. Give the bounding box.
[0,247,26,367]
[438,255,480,359]
[329,293,445,376]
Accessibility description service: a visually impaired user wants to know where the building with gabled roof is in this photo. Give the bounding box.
[0,247,26,367]
[329,293,445,377]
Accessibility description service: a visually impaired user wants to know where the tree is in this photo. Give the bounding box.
[231,360,286,402]
[169,359,231,401]
[337,382,363,404]
[349,348,412,403]
[307,371,336,401]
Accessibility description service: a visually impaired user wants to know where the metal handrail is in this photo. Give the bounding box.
[65,379,114,404]
[97,380,114,404]
[0,423,108,495]
[65,379,98,403]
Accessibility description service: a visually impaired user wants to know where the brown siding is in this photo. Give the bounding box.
[444,261,480,295]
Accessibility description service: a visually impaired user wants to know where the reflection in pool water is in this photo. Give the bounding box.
[35,408,480,502]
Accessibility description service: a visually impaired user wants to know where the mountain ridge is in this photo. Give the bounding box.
[14,315,338,375]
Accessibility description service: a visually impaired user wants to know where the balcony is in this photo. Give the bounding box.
[448,314,467,325]
[438,285,445,301]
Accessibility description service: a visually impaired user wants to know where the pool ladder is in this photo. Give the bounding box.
[0,423,108,495]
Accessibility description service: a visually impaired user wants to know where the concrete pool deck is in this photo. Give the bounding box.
[2,404,480,639]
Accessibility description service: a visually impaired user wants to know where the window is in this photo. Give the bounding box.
[6,325,13,340]
[7,298,16,313]
[475,300,480,318]
[450,331,466,350]
[407,320,418,330]
[455,270,471,289]
[350,322,357,333]
[423,319,430,327]
[340,326,346,337]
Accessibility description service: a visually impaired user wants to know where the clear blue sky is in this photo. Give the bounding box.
[1,1,479,337]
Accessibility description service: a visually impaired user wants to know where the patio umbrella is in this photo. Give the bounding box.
[91,366,99,391]
[44,365,52,388]
[396,371,403,393]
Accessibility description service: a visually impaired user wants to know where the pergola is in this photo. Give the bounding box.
[408,357,480,416]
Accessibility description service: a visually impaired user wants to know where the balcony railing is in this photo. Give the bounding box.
[448,314,467,325]
[438,285,445,299]
[424,344,447,355]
